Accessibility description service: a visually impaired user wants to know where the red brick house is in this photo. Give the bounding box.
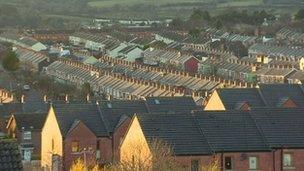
[205,84,304,110]
[120,108,304,171]
[39,97,304,170]
[183,56,199,73]
[6,113,47,162]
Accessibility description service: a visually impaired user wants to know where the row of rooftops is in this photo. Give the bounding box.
[0,32,46,52]
[142,48,196,65]
[2,96,198,130]
[249,43,304,59]
[14,47,48,65]
[8,101,304,155]
[276,27,304,42]
[212,84,304,110]
[46,61,182,98]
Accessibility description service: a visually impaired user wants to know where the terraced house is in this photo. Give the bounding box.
[0,33,47,52]
[205,84,304,110]
[45,59,235,101]
[38,100,304,171]
[40,97,199,170]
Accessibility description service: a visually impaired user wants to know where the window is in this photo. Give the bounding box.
[283,153,293,168]
[249,156,258,170]
[191,160,199,171]
[71,141,80,152]
[96,140,100,150]
[225,157,233,170]
[23,131,31,140]
[23,149,32,161]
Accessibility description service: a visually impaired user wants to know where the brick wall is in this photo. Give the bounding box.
[113,117,132,162]
[63,122,97,171]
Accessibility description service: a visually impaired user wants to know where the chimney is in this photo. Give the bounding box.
[65,94,69,103]
[86,94,90,102]
[21,95,25,104]
[43,95,48,103]
[107,95,113,101]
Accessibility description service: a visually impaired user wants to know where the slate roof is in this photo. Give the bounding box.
[0,104,24,118]
[137,113,212,155]
[214,84,304,109]
[0,139,23,170]
[13,113,47,131]
[195,111,270,152]
[98,100,149,133]
[137,108,304,155]
[251,108,304,148]
[217,88,266,110]
[0,102,50,119]
[146,96,198,113]
[52,103,109,137]
[259,84,304,107]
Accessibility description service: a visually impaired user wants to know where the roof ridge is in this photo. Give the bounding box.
[247,110,271,150]
[191,114,214,154]
[257,87,268,106]
[298,84,304,96]
[96,102,110,136]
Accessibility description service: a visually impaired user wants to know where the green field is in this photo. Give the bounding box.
[88,0,210,8]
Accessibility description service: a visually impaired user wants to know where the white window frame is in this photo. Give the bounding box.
[249,156,258,170]
[283,153,293,168]
[23,131,32,140]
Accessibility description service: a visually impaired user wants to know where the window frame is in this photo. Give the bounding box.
[71,141,80,153]
[283,153,294,168]
[248,156,259,170]
[224,156,233,171]
[23,131,32,140]
[191,159,199,171]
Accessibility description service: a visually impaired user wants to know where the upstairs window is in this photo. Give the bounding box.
[71,141,80,153]
[23,131,31,140]
[283,153,294,168]
[191,160,199,171]
[225,156,233,170]
[249,156,258,170]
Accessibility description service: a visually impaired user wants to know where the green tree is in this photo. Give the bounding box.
[2,51,20,72]
[189,28,201,38]
[295,9,304,20]
[214,19,223,29]
[81,82,93,99]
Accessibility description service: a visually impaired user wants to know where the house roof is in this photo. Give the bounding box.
[118,45,137,54]
[52,103,109,137]
[0,104,24,118]
[12,113,47,131]
[137,113,213,155]
[195,111,270,152]
[251,108,304,148]
[249,43,304,59]
[146,96,198,113]
[259,84,304,107]
[0,139,23,170]
[136,108,304,155]
[214,84,304,109]
[217,88,266,110]
[98,100,149,133]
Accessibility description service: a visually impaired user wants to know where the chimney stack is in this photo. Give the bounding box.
[65,94,69,103]
[43,95,48,103]
[21,95,25,104]
[86,94,90,102]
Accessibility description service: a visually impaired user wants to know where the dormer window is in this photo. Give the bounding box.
[23,131,31,140]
